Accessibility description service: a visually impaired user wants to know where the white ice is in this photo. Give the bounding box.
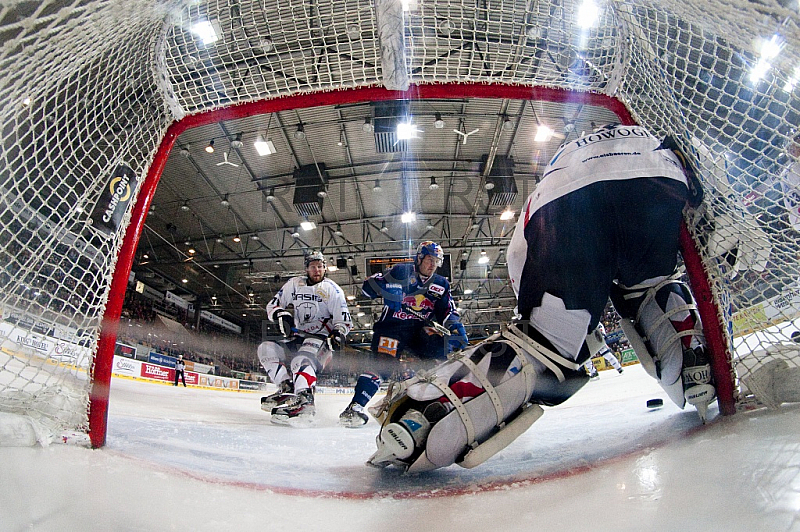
[2,363,799,531]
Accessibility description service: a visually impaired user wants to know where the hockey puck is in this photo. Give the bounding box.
[646,398,664,409]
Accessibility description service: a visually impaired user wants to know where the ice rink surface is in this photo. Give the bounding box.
[2,363,799,531]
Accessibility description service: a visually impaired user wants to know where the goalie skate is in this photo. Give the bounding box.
[270,389,316,426]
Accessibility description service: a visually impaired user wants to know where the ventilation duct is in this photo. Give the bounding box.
[480,155,517,207]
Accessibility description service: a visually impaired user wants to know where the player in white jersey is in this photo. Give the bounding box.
[366,124,716,472]
[257,251,353,424]
[583,322,623,379]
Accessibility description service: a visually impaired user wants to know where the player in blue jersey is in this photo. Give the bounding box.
[338,241,468,427]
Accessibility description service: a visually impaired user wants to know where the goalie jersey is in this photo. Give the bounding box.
[507,124,689,298]
[267,277,353,336]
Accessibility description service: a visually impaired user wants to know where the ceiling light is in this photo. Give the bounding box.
[258,37,273,52]
[266,188,275,202]
[254,134,276,155]
[250,234,260,241]
[142,254,149,259]
[188,248,195,254]
[357,311,365,317]
[220,194,230,207]
[327,264,338,271]
[396,121,418,140]
[211,295,217,301]
[191,20,221,45]
[148,205,155,215]
[291,229,300,238]
[233,235,241,243]
[478,250,490,264]
[401,212,416,223]
[317,187,328,198]
[502,115,514,131]
[462,251,468,258]
[337,131,345,147]
[576,0,600,28]
[373,179,382,192]
[181,278,189,284]
[426,222,435,230]
[346,294,356,301]
[181,201,190,211]
[230,132,243,149]
[380,221,389,233]
[484,181,495,190]
[205,139,215,153]
[500,209,515,220]
[22,96,31,107]
[535,124,554,142]
[300,220,316,231]
[248,290,255,297]
[434,113,444,129]
[362,117,374,132]
[334,224,344,236]
[429,176,439,190]
[464,289,473,295]
[216,235,224,243]
[180,146,190,158]
[347,24,360,38]
[294,123,305,140]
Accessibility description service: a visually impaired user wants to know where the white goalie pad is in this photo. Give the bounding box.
[368,326,562,472]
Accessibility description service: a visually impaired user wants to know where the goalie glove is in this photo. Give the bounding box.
[273,309,295,338]
[327,327,347,351]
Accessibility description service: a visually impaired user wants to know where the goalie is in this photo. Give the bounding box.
[368,124,716,472]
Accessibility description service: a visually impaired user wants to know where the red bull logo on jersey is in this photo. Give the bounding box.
[402,294,435,311]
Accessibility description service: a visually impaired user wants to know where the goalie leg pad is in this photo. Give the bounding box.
[612,278,716,417]
[369,327,584,472]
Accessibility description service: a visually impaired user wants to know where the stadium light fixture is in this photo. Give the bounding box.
[254,134,276,155]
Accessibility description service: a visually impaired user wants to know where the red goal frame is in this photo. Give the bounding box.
[88,83,736,448]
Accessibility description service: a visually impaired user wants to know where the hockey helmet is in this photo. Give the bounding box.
[416,241,444,268]
[304,250,326,268]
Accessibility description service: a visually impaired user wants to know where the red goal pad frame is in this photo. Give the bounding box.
[89,83,736,448]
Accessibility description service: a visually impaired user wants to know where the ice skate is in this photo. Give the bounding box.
[339,402,369,428]
[271,389,316,426]
[260,381,293,412]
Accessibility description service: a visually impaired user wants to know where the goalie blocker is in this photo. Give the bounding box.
[368,322,588,472]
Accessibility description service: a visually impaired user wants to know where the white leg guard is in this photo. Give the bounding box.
[367,323,583,472]
[257,341,290,384]
[612,275,716,421]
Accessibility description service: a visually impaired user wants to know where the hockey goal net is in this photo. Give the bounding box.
[0,0,798,447]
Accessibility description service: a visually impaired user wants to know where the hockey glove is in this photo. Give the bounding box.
[327,328,347,351]
[273,309,295,338]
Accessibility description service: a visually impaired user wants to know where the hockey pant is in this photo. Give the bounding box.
[368,322,589,472]
[610,273,715,418]
[257,337,331,394]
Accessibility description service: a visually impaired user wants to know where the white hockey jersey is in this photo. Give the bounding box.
[267,277,353,336]
[507,125,689,297]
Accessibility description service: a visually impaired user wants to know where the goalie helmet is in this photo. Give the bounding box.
[304,251,326,268]
[416,241,444,268]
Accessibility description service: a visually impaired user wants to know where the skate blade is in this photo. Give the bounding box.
[339,417,368,428]
[271,410,317,427]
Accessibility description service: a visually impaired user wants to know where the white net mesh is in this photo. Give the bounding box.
[1,0,798,444]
